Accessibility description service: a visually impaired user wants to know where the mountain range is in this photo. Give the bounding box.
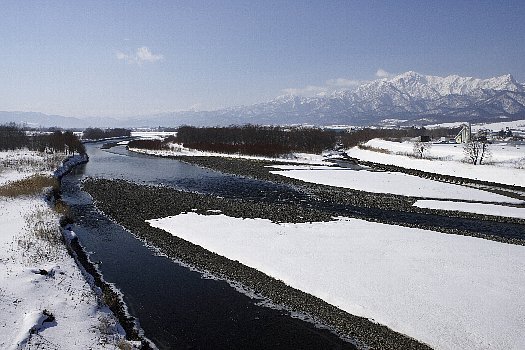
[2,71,525,128]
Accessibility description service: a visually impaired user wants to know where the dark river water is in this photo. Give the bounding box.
[61,144,356,350]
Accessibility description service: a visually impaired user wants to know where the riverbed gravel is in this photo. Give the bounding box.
[82,178,432,350]
[172,155,525,245]
[81,153,525,349]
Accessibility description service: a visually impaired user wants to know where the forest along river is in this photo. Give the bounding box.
[61,143,357,350]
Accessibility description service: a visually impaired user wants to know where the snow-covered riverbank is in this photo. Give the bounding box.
[53,153,89,179]
[0,150,132,349]
[148,212,525,350]
[269,165,522,204]
[346,139,525,186]
[128,144,326,164]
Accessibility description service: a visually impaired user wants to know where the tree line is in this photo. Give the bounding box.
[128,125,461,157]
[174,125,338,156]
[82,128,131,140]
[0,123,86,154]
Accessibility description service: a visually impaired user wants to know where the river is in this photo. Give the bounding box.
[61,143,356,350]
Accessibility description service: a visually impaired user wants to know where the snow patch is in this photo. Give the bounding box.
[413,200,525,219]
[147,212,525,350]
[270,167,520,203]
[347,139,525,186]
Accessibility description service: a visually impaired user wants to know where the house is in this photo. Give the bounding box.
[455,123,472,143]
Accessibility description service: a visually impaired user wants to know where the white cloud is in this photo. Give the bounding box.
[282,85,329,97]
[283,70,399,97]
[282,77,361,97]
[116,47,164,64]
[188,103,203,111]
[326,78,361,87]
[116,52,128,60]
[375,68,392,78]
[136,47,164,63]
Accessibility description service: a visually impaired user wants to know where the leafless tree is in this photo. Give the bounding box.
[413,140,432,158]
[463,139,491,165]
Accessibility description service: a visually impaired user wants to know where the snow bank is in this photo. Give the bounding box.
[270,166,521,203]
[347,139,525,187]
[129,144,326,164]
[147,213,525,350]
[0,198,125,349]
[11,310,56,349]
[413,200,525,219]
[53,153,89,178]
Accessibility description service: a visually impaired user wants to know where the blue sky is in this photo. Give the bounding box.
[1,0,524,117]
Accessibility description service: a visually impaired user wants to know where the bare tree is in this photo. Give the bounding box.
[463,138,491,165]
[413,140,432,158]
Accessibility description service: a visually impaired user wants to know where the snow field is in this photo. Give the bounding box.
[362,138,525,164]
[426,119,525,132]
[346,139,525,187]
[0,198,126,349]
[0,168,32,186]
[0,149,66,186]
[130,131,178,139]
[269,165,521,204]
[413,200,525,219]
[147,213,525,350]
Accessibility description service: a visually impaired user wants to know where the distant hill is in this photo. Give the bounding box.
[2,71,525,128]
[0,111,84,128]
[0,111,121,129]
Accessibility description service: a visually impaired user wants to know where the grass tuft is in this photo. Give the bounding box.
[17,206,63,264]
[357,144,391,154]
[0,174,57,198]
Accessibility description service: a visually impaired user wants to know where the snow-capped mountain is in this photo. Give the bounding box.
[2,72,524,127]
[145,71,525,127]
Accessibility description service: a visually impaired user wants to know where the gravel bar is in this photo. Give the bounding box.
[81,153,525,348]
[83,178,432,350]
[171,155,525,245]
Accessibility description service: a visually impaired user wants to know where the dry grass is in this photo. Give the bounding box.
[0,151,65,172]
[53,199,76,227]
[25,209,63,247]
[117,338,134,350]
[357,143,392,154]
[0,174,57,198]
[96,315,117,336]
[102,289,120,310]
[17,206,63,264]
[95,314,135,348]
